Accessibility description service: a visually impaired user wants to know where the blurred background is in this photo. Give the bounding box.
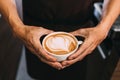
[0,0,120,80]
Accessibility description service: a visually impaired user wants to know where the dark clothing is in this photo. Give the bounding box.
[23,0,94,32]
[25,48,87,80]
[23,0,101,80]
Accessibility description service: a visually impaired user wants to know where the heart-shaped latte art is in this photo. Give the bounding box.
[45,34,76,55]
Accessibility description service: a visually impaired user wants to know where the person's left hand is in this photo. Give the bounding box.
[61,25,109,68]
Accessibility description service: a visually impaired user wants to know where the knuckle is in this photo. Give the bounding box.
[46,56,52,61]
[50,63,59,69]
[71,54,78,59]
[78,57,84,61]
[39,57,43,62]
[81,46,86,50]
[67,61,72,65]
[89,49,93,53]
[35,48,40,53]
[50,62,55,66]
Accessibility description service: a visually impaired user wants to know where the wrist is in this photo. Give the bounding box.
[95,24,110,39]
[8,14,26,35]
[97,15,114,33]
[8,14,23,28]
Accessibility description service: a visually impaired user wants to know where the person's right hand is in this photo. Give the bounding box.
[13,24,63,70]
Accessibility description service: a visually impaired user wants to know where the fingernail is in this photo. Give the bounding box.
[62,66,66,69]
[63,62,67,66]
[58,67,62,70]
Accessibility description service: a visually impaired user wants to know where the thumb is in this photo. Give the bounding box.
[69,29,87,37]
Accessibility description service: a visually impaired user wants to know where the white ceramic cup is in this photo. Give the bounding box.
[42,32,83,61]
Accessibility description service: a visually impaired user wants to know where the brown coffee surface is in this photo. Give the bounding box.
[43,33,77,55]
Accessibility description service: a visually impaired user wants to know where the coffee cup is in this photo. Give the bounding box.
[42,32,83,61]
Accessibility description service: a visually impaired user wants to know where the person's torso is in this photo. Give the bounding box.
[23,0,95,31]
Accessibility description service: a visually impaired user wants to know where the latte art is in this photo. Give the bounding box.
[42,32,83,61]
[44,34,77,55]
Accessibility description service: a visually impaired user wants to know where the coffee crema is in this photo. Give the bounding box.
[43,34,77,55]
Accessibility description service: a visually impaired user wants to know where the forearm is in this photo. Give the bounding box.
[99,0,120,32]
[0,0,24,31]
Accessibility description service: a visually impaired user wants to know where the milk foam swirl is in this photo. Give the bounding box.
[44,34,76,55]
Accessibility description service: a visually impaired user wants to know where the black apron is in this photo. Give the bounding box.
[23,0,99,80]
[23,0,94,32]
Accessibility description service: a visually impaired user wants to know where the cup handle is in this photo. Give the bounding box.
[78,41,83,45]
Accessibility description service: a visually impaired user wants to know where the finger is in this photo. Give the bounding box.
[70,29,88,38]
[76,42,97,62]
[61,59,77,68]
[62,49,87,67]
[26,45,37,55]
[70,31,83,37]
[28,29,57,62]
[62,52,87,67]
[68,38,93,60]
[39,28,54,35]
[26,43,61,69]
[62,41,97,67]
[33,39,57,62]
[62,46,92,67]
[37,55,63,70]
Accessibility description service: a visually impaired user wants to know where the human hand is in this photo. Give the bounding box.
[13,25,63,70]
[61,26,109,68]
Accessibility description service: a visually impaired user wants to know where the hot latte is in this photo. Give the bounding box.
[43,33,77,55]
